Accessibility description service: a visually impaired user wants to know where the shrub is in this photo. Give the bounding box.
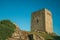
[0,20,16,40]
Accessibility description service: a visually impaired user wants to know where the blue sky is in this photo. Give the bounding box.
[0,0,60,35]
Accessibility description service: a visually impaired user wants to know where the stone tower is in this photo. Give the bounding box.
[31,8,53,33]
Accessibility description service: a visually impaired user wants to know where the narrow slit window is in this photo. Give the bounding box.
[37,19,39,23]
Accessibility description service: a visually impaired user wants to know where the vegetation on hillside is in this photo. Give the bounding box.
[30,31,60,40]
[0,20,16,40]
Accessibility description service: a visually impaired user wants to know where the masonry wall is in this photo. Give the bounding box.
[45,9,53,33]
[31,10,45,32]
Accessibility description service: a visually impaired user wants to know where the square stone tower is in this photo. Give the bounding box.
[31,8,53,33]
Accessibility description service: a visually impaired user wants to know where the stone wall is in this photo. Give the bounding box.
[45,9,53,33]
[31,9,45,32]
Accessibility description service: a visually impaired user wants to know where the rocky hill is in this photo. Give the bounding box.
[0,20,60,40]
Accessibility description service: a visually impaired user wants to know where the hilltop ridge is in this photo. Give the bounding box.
[0,20,60,40]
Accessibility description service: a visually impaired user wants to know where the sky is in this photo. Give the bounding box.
[0,0,60,35]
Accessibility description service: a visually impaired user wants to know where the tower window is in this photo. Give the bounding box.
[37,19,39,23]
